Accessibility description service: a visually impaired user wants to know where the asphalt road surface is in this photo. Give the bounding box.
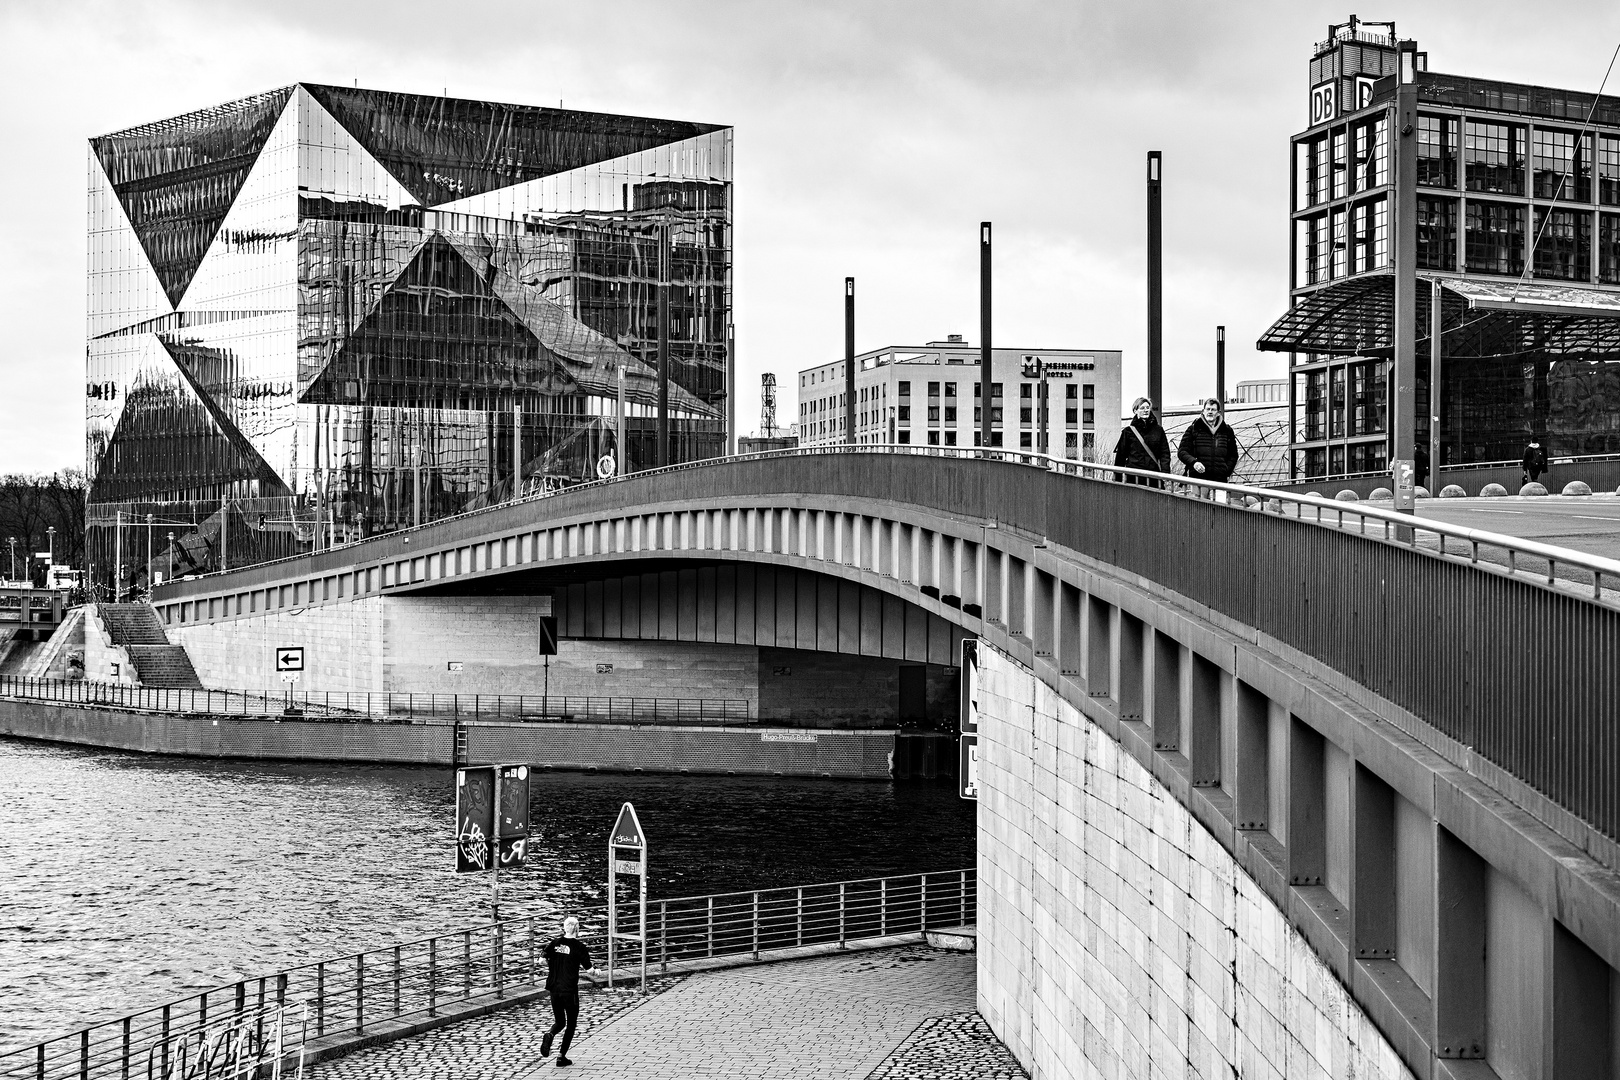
[1414,495,1620,562]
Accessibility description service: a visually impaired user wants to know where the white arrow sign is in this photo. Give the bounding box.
[275,647,305,672]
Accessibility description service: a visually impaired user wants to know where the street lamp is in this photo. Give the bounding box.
[7,536,14,584]
[146,514,154,591]
[167,532,175,583]
[46,527,55,588]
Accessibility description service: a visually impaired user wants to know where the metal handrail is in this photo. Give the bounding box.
[0,868,975,1079]
[155,443,1620,611]
[0,677,754,723]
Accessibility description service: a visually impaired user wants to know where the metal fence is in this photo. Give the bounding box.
[0,676,752,724]
[0,869,974,1080]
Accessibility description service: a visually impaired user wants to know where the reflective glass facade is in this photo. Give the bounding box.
[88,85,732,589]
[1284,28,1620,479]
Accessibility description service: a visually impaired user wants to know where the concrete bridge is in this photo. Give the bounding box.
[149,446,1620,1080]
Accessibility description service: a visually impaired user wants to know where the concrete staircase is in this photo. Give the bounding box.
[97,604,203,688]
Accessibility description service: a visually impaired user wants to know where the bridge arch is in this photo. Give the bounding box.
[154,448,1620,1079]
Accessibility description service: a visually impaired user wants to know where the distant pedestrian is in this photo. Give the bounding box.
[1522,440,1547,486]
[1176,398,1239,497]
[540,916,594,1067]
[1113,397,1171,488]
[1414,444,1430,492]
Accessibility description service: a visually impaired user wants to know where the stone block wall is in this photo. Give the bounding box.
[975,643,1412,1080]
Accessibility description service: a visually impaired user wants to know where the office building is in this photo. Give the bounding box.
[797,336,1122,461]
[1260,18,1620,478]
[87,85,732,588]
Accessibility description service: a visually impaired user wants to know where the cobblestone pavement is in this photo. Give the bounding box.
[864,1012,1028,1079]
[309,976,683,1080]
[308,944,1025,1079]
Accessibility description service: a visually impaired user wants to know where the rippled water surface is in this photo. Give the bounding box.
[0,738,974,1051]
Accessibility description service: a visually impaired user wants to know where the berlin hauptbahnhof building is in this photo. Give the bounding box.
[87,85,731,590]
[1262,18,1620,480]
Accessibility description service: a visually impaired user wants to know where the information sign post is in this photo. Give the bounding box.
[959,639,980,800]
[455,763,530,921]
[606,801,648,992]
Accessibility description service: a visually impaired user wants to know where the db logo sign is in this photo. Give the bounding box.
[1310,82,1336,127]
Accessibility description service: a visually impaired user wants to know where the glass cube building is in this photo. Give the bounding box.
[87,85,732,589]
[1260,19,1620,479]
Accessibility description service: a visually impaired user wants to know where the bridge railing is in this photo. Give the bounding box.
[0,676,753,724]
[0,868,974,1079]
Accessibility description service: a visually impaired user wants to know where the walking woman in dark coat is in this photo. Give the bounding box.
[1113,397,1172,486]
[1176,398,1240,492]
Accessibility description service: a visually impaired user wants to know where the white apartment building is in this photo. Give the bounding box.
[797,336,1123,460]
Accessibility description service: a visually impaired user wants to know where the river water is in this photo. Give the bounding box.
[0,738,976,1052]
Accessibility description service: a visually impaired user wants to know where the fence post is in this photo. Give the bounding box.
[494,923,504,998]
[920,874,928,931]
[463,931,471,997]
[707,897,714,957]
[161,1003,172,1077]
[393,945,402,1015]
[428,939,438,1017]
[880,879,887,937]
[199,990,207,1028]
[960,869,967,926]
[276,974,287,1008]
[316,963,325,1036]
[80,1029,88,1080]
[752,892,760,959]
[796,887,803,948]
[528,918,537,985]
[839,883,846,947]
[660,902,668,971]
[355,953,365,1033]
[122,1015,131,1080]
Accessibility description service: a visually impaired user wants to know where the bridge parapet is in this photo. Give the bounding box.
[143,446,1620,1077]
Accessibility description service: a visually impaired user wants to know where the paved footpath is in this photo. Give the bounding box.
[311,944,1025,1079]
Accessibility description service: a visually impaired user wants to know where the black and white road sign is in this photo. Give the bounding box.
[274,646,305,672]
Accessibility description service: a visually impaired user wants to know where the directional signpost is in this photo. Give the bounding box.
[455,763,530,921]
[274,646,304,709]
[960,639,980,800]
[606,801,648,992]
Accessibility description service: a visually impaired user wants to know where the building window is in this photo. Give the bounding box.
[1331,208,1348,278]
[1296,370,1326,442]
[1531,128,1591,202]
[1417,114,1458,189]
[927,431,940,445]
[927,406,940,422]
[990,433,1003,447]
[1351,116,1388,192]
[898,405,910,421]
[972,381,982,399]
[1066,407,1078,424]
[1600,135,1620,206]
[944,432,957,446]
[1465,200,1525,275]
[1294,446,1327,478]
[898,431,910,444]
[1533,207,1591,281]
[1020,407,1032,424]
[944,406,957,423]
[898,381,910,396]
[1350,198,1389,275]
[1600,213,1620,284]
[944,382,957,398]
[1331,129,1349,200]
[990,383,1003,399]
[1330,366,1346,439]
[1083,408,1094,426]
[1020,383,1032,399]
[1465,121,1525,196]
[1417,195,1458,271]
[1065,384,1078,400]
[1020,433,1033,448]
[1349,361,1386,436]
[991,407,1003,423]
[1083,384,1094,400]
[1348,441,1386,474]
[927,381,940,397]
[1297,213,1330,286]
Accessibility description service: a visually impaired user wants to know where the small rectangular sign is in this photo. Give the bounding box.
[596,663,613,674]
[960,734,980,800]
[960,639,979,735]
[447,661,464,673]
[275,646,304,672]
[761,732,817,743]
[613,859,642,875]
[538,615,559,656]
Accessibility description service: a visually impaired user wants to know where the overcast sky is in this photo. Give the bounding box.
[2,0,1617,473]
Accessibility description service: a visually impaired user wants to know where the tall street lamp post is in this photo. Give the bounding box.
[46,527,56,591]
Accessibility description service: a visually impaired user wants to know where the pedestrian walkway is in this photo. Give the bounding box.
[309,944,1025,1079]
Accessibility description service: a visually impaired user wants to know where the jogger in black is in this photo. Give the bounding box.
[540,916,593,1067]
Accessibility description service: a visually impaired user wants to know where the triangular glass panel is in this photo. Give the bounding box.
[302,233,582,407]
[87,151,172,339]
[181,88,301,312]
[295,85,420,224]
[87,334,289,504]
[92,86,295,307]
[301,84,725,208]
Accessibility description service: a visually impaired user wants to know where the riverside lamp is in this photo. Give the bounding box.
[46,527,55,584]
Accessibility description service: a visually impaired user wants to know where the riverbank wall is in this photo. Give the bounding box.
[0,697,896,778]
